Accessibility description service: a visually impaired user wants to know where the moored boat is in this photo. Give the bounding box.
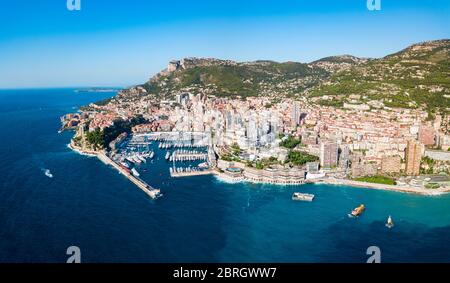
[198,162,209,169]
[137,155,146,163]
[131,168,140,177]
[151,188,163,199]
[133,156,142,164]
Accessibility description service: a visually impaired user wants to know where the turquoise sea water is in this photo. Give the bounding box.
[0,89,449,263]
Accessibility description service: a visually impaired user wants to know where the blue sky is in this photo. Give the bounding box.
[0,0,449,88]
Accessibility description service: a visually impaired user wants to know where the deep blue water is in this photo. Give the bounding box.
[0,88,450,263]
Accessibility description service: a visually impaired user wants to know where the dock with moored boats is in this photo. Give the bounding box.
[97,152,162,199]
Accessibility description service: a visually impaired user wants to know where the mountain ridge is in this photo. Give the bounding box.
[112,39,449,117]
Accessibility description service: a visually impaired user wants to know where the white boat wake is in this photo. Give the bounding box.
[43,169,53,178]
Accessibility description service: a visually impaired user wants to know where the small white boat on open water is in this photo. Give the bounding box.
[386,215,394,228]
[292,192,315,202]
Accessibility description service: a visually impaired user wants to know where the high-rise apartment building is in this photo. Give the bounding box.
[405,140,423,176]
[320,141,338,168]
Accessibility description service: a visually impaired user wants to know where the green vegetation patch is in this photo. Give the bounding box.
[354,175,396,185]
[425,183,440,189]
[86,128,105,150]
[286,151,318,166]
[280,136,301,149]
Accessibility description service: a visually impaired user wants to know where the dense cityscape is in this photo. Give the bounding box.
[3,0,450,266]
[61,40,450,196]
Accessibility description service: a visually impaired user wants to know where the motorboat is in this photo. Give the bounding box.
[292,192,315,202]
[349,204,365,217]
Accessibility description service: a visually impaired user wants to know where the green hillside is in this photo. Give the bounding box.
[309,40,450,117]
[115,40,450,118]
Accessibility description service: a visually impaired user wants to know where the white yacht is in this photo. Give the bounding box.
[292,192,315,202]
[131,168,140,177]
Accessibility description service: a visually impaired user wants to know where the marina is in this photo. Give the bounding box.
[97,152,162,199]
[170,150,208,162]
[168,147,212,177]
[103,132,216,195]
[128,132,216,179]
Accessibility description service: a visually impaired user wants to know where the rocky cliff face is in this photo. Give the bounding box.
[151,58,239,82]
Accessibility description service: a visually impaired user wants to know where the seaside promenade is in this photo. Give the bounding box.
[324,178,450,196]
[170,169,214,178]
[69,140,449,198]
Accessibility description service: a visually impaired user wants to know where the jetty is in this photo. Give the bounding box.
[97,152,162,199]
[170,169,214,178]
[171,152,208,162]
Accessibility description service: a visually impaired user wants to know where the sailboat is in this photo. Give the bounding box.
[385,215,394,229]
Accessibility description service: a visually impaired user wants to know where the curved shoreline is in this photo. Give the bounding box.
[321,178,450,196]
[67,143,98,157]
[213,173,244,184]
[213,171,449,196]
[66,139,449,197]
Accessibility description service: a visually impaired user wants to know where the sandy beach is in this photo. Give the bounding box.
[322,177,450,196]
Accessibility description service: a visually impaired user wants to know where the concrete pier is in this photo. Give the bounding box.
[172,153,208,161]
[97,152,162,199]
[170,169,214,178]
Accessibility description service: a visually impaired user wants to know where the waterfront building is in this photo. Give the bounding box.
[351,162,378,178]
[339,145,350,169]
[220,167,245,182]
[405,140,423,176]
[244,166,305,185]
[381,155,402,174]
[319,141,338,168]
